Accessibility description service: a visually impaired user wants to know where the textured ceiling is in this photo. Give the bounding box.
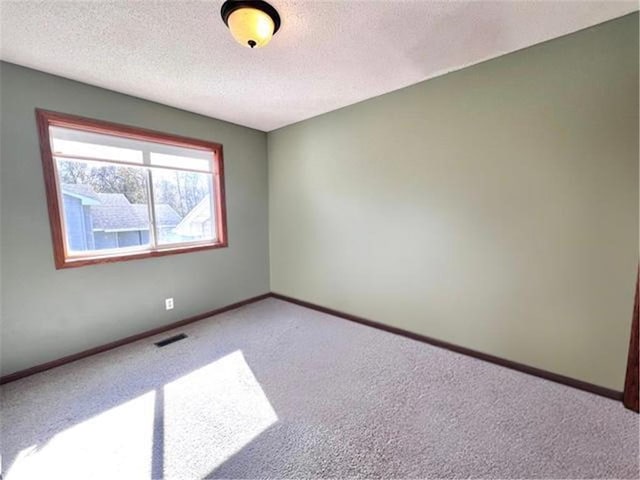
[0,1,637,132]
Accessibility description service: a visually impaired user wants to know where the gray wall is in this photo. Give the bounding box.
[268,14,639,391]
[0,62,270,376]
[1,14,638,389]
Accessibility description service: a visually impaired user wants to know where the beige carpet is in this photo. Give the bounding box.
[1,298,638,479]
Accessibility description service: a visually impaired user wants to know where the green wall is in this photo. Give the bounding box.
[0,63,270,376]
[268,14,639,391]
[1,14,638,389]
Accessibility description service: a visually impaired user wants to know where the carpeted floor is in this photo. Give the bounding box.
[1,298,638,479]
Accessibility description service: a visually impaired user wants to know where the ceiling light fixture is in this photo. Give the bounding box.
[221,0,281,49]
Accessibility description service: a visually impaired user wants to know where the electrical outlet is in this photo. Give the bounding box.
[165,298,174,310]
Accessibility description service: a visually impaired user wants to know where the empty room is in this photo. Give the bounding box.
[0,1,638,479]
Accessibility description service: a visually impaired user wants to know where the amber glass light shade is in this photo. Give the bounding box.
[221,1,281,49]
[228,7,275,48]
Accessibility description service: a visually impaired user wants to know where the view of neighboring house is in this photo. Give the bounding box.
[61,184,183,251]
[174,195,214,239]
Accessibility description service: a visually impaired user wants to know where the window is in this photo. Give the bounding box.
[36,109,227,269]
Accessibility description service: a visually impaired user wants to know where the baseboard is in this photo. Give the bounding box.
[270,292,624,401]
[1,291,625,403]
[0,293,271,385]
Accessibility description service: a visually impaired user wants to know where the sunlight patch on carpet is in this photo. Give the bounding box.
[5,350,276,480]
[162,350,277,478]
[6,391,155,480]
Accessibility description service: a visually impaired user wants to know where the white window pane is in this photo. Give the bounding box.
[50,126,214,172]
[56,158,151,253]
[50,126,144,164]
[150,152,212,172]
[151,169,216,245]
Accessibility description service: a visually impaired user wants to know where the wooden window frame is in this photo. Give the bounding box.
[36,109,228,269]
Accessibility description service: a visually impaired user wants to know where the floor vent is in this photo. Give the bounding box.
[155,333,187,347]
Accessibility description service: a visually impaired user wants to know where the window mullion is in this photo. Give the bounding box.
[144,150,159,251]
